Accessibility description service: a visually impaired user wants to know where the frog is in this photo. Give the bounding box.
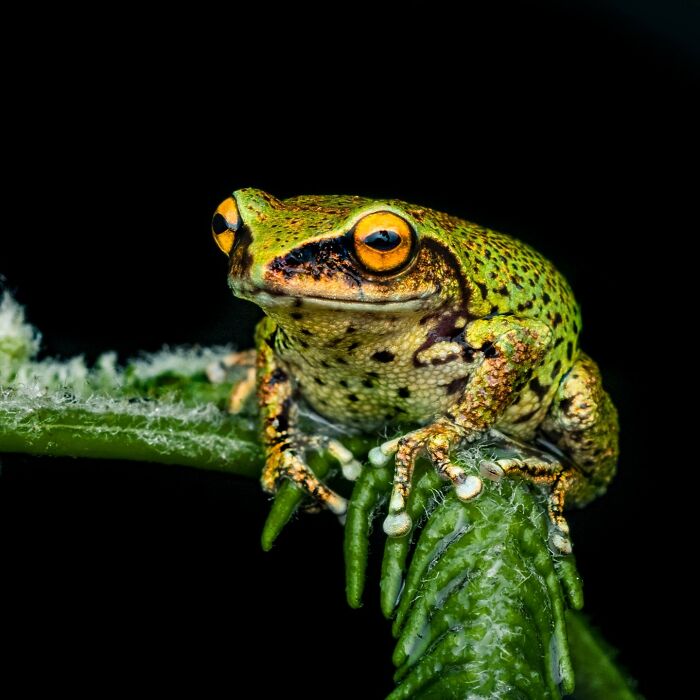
[210,188,619,552]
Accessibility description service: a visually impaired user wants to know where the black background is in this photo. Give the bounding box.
[1,2,696,697]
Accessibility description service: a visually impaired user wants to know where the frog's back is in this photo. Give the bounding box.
[435,215,577,327]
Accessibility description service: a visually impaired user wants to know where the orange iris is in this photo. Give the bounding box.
[352,212,414,274]
[212,197,240,255]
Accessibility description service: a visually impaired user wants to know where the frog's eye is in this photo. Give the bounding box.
[352,212,415,274]
[212,197,240,255]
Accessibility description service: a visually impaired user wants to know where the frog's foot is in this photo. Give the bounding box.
[479,456,574,554]
[206,349,257,414]
[369,420,483,537]
[262,446,348,517]
[261,435,363,519]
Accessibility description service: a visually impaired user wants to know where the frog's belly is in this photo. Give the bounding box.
[284,348,476,432]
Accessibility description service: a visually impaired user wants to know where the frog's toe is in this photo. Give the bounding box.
[383,511,412,537]
[295,435,363,481]
[369,437,401,468]
[429,445,482,501]
[547,500,572,554]
[325,438,363,481]
[454,474,483,500]
[549,528,573,555]
[416,426,482,501]
[479,459,505,481]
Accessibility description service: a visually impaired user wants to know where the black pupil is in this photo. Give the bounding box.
[365,229,401,251]
[212,212,231,235]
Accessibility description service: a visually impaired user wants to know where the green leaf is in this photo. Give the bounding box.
[0,290,640,698]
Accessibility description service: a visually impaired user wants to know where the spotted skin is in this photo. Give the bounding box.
[212,189,619,548]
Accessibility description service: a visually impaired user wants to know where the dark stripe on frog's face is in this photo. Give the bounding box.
[268,234,363,287]
[259,230,471,309]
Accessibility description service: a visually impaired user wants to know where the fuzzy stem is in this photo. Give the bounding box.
[0,403,263,476]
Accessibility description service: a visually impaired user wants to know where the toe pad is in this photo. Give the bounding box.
[383,512,412,537]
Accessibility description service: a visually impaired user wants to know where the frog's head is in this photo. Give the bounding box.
[211,188,467,318]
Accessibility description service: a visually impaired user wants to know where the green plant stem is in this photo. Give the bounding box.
[0,403,263,476]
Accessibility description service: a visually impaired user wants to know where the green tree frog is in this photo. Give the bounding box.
[211,189,618,552]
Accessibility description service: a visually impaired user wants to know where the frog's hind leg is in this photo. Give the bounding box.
[206,348,257,414]
[479,453,575,553]
[540,353,619,503]
[483,354,619,552]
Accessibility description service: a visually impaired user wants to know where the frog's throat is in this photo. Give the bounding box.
[248,290,434,313]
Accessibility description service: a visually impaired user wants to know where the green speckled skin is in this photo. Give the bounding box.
[214,188,619,536]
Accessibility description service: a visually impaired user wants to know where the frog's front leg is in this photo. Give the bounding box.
[255,318,361,517]
[371,316,552,537]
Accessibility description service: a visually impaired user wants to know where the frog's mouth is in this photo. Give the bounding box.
[245,288,436,313]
